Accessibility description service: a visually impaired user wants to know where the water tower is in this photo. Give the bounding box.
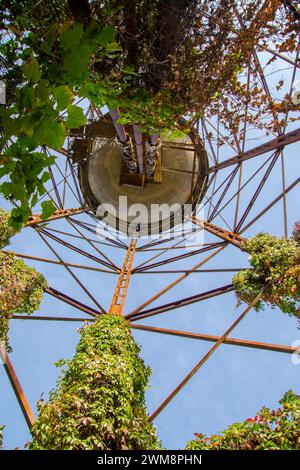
[1,1,299,447]
[69,112,208,236]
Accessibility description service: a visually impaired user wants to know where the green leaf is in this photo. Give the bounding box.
[10,182,26,200]
[77,81,106,107]
[20,114,40,137]
[9,209,24,229]
[36,81,50,103]
[122,66,137,76]
[47,122,66,149]
[41,171,50,183]
[36,180,46,196]
[30,193,38,208]
[19,87,36,109]
[105,42,122,53]
[0,181,13,198]
[10,205,31,228]
[0,108,20,138]
[61,23,83,50]
[24,55,42,82]
[97,26,117,44]
[161,129,188,140]
[65,105,86,129]
[64,45,92,81]
[53,86,74,111]
[34,119,66,149]
[0,165,12,178]
[41,200,56,220]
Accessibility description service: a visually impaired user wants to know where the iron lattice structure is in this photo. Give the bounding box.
[1,24,300,446]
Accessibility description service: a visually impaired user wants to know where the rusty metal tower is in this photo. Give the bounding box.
[1,9,300,447]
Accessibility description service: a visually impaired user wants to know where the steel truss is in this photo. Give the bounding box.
[1,6,300,439]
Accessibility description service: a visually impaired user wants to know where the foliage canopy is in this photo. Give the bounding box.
[185,390,300,450]
[232,233,300,318]
[1,1,299,225]
[0,208,47,351]
[0,208,19,248]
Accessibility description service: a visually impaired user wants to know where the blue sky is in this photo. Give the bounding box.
[0,49,300,450]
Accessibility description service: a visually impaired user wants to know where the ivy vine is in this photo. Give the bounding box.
[185,390,300,450]
[232,233,300,319]
[29,314,162,450]
[0,208,19,248]
[0,208,47,351]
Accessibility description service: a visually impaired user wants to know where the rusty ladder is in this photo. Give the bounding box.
[109,238,137,315]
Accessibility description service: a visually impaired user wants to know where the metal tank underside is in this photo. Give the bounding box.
[71,117,209,236]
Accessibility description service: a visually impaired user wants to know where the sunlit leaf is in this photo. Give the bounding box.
[65,105,86,129]
[24,55,42,82]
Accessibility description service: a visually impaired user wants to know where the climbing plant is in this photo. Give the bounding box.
[1,2,121,227]
[185,390,300,450]
[0,208,47,351]
[29,314,162,450]
[1,1,299,226]
[0,252,47,351]
[0,208,19,248]
[232,233,300,318]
